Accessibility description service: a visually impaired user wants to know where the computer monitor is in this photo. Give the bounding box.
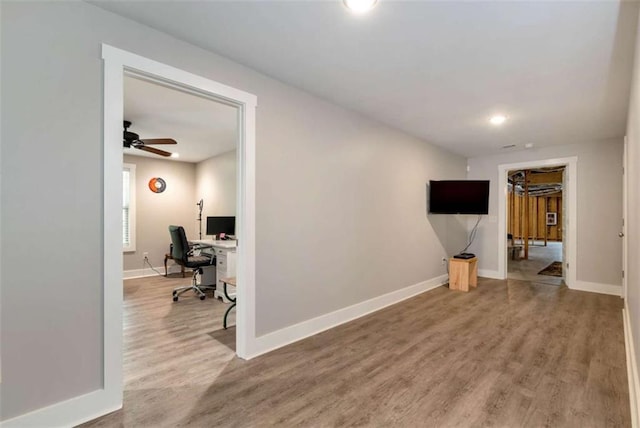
[206,216,235,237]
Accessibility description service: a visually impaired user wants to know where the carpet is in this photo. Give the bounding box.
[538,261,563,277]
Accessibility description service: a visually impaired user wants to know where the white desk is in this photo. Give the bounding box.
[191,240,237,302]
[191,239,237,250]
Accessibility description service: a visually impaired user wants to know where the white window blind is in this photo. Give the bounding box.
[123,164,136,252]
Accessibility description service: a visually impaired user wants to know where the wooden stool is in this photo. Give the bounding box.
[449,257,478,292]
[164,253,186,277]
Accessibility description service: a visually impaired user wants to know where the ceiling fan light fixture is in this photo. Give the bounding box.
[170,152,180,158]
[122,120,177,158]
[343,0,378,14]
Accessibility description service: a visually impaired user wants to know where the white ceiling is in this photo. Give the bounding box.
[100,1,640,158]
[123,75,237,163]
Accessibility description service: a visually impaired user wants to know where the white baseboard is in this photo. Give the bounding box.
[123,264,181,279]
[245,274,448,359]
[624,305,640,427]
[478,269,502,279]
[0,389,120,428]
[571,280,621,296]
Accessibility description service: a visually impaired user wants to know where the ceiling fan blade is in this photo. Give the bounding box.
[140,138,177,145]
[137,145,173,157]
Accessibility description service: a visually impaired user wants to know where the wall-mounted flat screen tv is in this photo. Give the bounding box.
[429,180,490,214]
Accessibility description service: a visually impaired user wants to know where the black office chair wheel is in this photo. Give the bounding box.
[173,296,178,302]
[200,295,206,300]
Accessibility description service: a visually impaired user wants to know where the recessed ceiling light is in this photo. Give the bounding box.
[170,152,180,158]
[343,0,378,14]
[525,143,534,149]
[490,115,507,125]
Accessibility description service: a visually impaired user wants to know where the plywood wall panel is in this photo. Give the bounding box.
[508,193,563,242]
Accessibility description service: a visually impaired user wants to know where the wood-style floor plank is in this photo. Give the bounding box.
[80,276,630,427]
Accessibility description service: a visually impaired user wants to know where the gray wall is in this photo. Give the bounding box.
[122,155,197,271]
[195,150,237,234]
[625,4,640,397]
[254,114,468,335]
[0,1,467,420]
[467,139,623,286]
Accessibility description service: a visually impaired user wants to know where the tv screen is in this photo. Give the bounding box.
[429,180,490,214]
[206,216,236,236]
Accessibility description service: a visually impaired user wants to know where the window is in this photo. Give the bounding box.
[123,163,136,252]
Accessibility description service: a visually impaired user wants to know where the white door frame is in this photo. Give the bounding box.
[497,156,578,287]
[623,137,629,300]
[102,44,257,411]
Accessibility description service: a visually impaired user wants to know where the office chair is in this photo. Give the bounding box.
[169,225,215,301]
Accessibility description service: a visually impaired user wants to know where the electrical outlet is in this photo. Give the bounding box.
[442,257,447,265]
[143,252,149,258]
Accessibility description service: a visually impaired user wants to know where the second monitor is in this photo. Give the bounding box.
[206,216,236,238]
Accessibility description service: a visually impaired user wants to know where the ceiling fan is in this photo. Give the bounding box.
[123,120,177,157]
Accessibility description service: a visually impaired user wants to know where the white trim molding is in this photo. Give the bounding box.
[122,264,182,280]
[623,137,629,301]
[0,390,120,428]
[572,281,622,297]
[497,157,578,288]
[98,44,257,426]
[478,269,501,279]
[245,274,448,359]
[624,306,640,427]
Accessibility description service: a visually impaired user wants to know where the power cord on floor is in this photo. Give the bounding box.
[143,256,166,277]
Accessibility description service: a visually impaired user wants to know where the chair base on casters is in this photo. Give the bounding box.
[172,269,215,301]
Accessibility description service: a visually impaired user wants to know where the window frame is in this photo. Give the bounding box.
[123,163,136,252]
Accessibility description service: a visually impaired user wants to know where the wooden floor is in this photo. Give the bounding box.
[118,272,236,392]
[508,241,564,285]
[81,276,630,427]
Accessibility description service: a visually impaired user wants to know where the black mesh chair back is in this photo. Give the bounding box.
[168,225,215,301]
[169,225,190,265]
[169,225,212,269]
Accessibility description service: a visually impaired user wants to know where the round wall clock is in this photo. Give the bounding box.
[148,177,167,193]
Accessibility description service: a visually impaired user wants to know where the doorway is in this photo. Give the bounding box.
[120,73,241,390]
[506,167,565,285]
[102,44,257,411]
[497,157,577,288]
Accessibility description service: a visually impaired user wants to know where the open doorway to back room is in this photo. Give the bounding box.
[121,73,240,393]
[507,166,565,285]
